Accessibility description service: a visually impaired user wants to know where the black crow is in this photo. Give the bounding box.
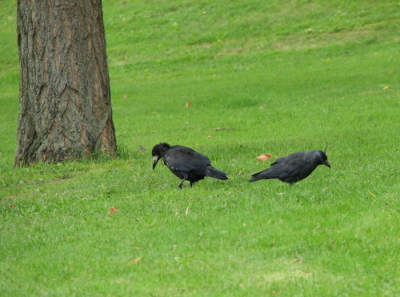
[248,150,330,184]
[152,143,228,188]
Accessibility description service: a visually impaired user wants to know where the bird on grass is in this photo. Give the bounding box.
[152,143,228,188]
[248,150,330,185]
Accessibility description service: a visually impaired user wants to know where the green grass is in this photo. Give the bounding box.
[1,0,400,296]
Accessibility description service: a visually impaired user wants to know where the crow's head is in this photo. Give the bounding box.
[152,143,171,169]
[306,150,331,168]
[316,150,331,168]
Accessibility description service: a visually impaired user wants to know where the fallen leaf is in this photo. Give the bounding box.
[186,101,192,107]
[128,256,142,265]
[256,153,272,161]
[9,204,16,208]
[108,207,119,214]
[123,95,129,99]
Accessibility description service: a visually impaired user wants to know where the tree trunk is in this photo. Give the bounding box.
[16,0,117,166]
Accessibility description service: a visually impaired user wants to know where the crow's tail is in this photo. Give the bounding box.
[248,173,265,182]
[205,166,228,180]
[248,169,274,182]
[248,176,261,182]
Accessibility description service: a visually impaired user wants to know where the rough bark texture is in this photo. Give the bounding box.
[16,0,117,166]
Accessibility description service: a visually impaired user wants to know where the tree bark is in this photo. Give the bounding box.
[16,0,117,166]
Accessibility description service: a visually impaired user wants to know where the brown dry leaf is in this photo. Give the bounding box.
[9,204,16,208]
[186,101,192,107]
[256,153,272,161]
[123,95,129,99]
[128,256,142,265]
[108,207,119,214]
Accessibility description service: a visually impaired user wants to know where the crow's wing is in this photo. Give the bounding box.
[275,158,306,179]
[273,153,316,181]
[164,146,211,172]
[252,152,308,179]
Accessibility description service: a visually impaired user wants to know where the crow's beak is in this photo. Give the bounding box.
[153,156,160,170]
[324,160,331,168]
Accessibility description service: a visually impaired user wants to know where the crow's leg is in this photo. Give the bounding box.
[177,178,187,189]
[190,181,194,188]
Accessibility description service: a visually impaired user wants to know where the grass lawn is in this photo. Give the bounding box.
[1,1,400,296]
